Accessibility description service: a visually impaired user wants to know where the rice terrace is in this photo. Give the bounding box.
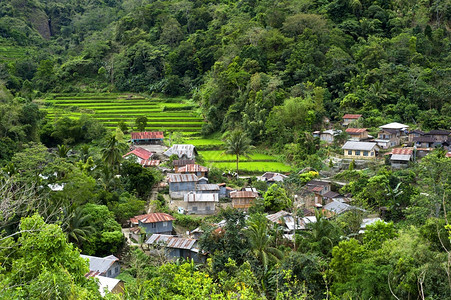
[38,93,291,174]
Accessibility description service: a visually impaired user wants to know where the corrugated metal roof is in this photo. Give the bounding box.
[141,160,160,167]
[176,164,208,173]
[343,114,362,119]
[311,186,323,192]
[346,128,367,134]
[80,255,118,274]
[131,213,175,224]
[426,130,450,135]
[196,184,220,191]
[164,144,197,159]
[391,148,413,155]
[323,191,341,198]
[146,234,197,250]
[323,201,364,215]
[123,147,154,160]
[146,234,173,245]
[266,211,291,224]
[413,136,436,143]
[131,131,164,140]
[342,141,378,151]
[184,192,219,202]
[167,173,198,183]
[261,172,287,182]
[230,191,258,198]
[391,154,411,161]
[173,159,195,166]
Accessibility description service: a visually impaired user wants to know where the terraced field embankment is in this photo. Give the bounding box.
[38,93,203,136]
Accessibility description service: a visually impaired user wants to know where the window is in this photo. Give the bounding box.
[363,151,368,156]
[348,150,352,155]
[192,206,197,211]
[107,270,111,276]
[151,223,156,228]
[206,206,211,211]
[371,151,374,156]
[355,150,360,156]
[163,222,167,227]
[115,267,119,274]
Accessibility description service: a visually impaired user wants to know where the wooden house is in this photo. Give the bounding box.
[131,131,164,145]
[345,128,368,141]
[389,148,413,168]
[342,114,362,126]
[342,141,379,158]
[230,191,258,209]
[408,129,424,143]
[167,173,198,199]
[173,159,195,171]
[184,192,219,214]
[130,213,175,236]
[319,129,342,143]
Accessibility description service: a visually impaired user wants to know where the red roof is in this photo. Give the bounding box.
[131,131,164,140]
[176,164,208,173]
[446,152,451,158]
[391,148,413,155]
[312,186,323,192]
[123,147,154,160]
[343,114,362,119]
[346,128,367,134]
[130,213,175,224]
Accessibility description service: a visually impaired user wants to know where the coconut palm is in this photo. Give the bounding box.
[101,135,124,172]
[224,129,253,176]
[62,206,96,248]
[245,213,283,272]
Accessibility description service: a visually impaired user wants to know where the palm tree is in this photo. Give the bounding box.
[224,129,253,176]
[56,144,70,158]
[62,206,96,248]
[101,135,124,172]
[245,213,283,272]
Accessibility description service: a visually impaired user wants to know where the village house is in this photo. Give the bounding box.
[164,144,198,160]
[176,164,209,177]
[259,172,288,185]
[173,159,195,171]
[408,129,425,143]
[322,200,364,217]
[413,135,436,148]
[230,191,258,210]
[342,141,379,158]
[377,122,409,148]
[130,213,175,236]
[305,179,332,196]
[218,183,234,199]
[345,128,368,141]
[146,234,205,263]
[80,254,120,278]
[196,183,220,196]
[266,211,302,232]
[322,191,347,204]
[427,130,451,143]
[184,192,219,214]
[342,114,362,126]
[95,276,124,296]
[123,147,154,164]
[389,148,414,168]
[167,173,198,199]
[131,131,164,145]
[313,129,342,143]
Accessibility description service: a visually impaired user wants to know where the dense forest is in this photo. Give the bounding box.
[0,0,450,299]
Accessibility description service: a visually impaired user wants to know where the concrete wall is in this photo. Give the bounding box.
[139,220,173,235]
[186,202,216,214]
[343,149,376,159]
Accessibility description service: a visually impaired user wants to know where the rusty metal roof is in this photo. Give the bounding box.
[173,159,195,166]
[130,213,175,224]
[391,148,413,155]
[176,164,208,173]
[131,131,164,140]
[230,191,258,198]
[123,147,154,160]
[346,128,367,134]
[167,173,198,183]
[342,114,362,119]
[145,234,197,250]
[141,160,160,167]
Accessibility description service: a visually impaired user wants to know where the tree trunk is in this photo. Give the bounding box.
[236,155,239,177]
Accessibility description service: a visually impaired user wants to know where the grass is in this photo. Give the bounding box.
[186,139,225,146]
[199,150,277,162]
[210,162,292,173]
